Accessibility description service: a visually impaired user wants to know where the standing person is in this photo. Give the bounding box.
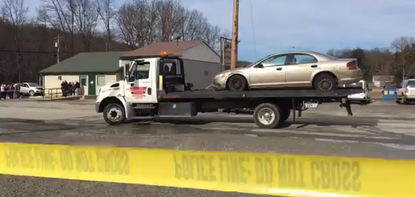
[68,82,74,95]
[9,84,14,99]
[4,84,9,99]
[0,84,4,100]
[75,81,80,96]
[15,83,22,98]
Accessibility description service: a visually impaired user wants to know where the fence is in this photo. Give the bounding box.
[42,87,82,99]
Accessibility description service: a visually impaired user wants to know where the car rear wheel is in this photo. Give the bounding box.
[227,75,247,91]
[313,73,337,91]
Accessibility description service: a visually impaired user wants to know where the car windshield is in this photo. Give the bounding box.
[28,83,39,86]
[245,54,275,67]
[406,80,415,87]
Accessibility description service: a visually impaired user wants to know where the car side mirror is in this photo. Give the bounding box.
[127,75,135,82]
[255,63,264,68]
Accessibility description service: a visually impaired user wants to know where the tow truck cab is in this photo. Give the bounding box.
[96,51,364,129]
[96,51,187,118]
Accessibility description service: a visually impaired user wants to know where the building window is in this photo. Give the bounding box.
[204,70,209,76]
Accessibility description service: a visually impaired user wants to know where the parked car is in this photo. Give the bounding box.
[212,51,363,91]
[19,82,44,96]
[344,80,372,103]
[396,79,415,104]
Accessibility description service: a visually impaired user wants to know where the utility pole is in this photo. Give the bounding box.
[230,0,239,69]
[54,35,62,63]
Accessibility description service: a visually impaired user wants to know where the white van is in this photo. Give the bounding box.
[345,80,372,103]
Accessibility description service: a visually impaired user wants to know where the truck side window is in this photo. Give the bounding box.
[129,62,150,80]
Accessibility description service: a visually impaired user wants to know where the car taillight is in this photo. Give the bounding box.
[347,61,357,70]
[405,88,409,93]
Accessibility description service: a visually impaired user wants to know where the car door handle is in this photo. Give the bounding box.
[276,68,283,71]
[311,65,318,68]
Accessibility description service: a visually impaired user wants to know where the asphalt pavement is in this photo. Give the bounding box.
[1,99,415,196]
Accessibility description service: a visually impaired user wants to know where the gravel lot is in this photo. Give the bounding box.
[0,99,415,196]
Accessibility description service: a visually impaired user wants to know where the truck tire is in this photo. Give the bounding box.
[253,103,281,129]
[103,103,126,125]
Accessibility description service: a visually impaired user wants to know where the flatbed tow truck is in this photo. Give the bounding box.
[95,52,364,129]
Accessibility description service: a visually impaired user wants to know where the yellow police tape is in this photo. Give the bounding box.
[0,142,413,197]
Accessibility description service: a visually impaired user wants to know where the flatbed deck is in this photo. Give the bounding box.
[159,88,364,101]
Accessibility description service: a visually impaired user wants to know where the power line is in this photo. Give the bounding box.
[249,0,258,60]
[0,49,76,54]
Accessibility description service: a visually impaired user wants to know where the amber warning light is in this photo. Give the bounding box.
[159,51,182,57]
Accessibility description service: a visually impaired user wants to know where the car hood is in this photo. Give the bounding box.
[217,67,246,75]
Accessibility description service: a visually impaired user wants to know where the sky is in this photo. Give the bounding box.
[26,0,415,62]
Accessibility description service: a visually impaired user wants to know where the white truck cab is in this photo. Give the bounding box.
[96,52,189,124]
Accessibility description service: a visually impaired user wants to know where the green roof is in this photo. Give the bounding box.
[39,51,127,74]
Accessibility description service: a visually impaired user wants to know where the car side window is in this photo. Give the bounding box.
[292,54,318,65]
[261,55,287,67]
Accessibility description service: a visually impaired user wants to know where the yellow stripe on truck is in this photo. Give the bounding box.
[0,142,413,197]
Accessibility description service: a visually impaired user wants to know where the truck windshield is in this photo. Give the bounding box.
[129,61,150,80]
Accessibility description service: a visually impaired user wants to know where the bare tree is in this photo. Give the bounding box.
[366,48,393,77]
[1,0,28,82]
[204,25,221,52]
[96,0,115,51]
[72,0,99,51]
[37,0,75,53]
[179,9,206,41]
[117,1,144,48]
[155,0,182,41]
[391,36,415,80]
[117,0,159,48]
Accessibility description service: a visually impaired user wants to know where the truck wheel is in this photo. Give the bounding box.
[103,103,125,125]
[253,103,281,129]
[313,73,336,91]
[227,75,247,91]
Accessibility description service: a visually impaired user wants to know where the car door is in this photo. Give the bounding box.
[20,83,29,94]
[249,54,288,87]
[284,53,319,86]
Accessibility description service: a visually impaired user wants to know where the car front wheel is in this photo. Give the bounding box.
[227,75,248,91]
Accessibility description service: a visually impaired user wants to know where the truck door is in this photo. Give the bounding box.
[125,59,157,104]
